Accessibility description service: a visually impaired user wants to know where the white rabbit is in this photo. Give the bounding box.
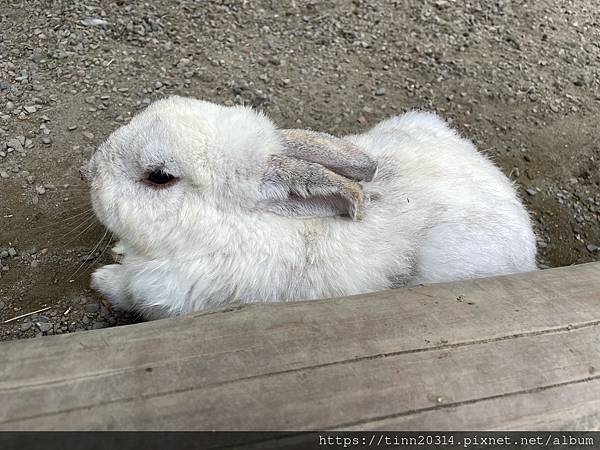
[89,96,537,319]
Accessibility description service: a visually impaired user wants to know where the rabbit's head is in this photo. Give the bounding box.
[89,96,377,259]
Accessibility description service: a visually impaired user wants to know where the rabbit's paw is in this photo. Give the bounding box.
[91,264,131,311]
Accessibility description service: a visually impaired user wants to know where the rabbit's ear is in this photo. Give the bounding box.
[261,155,366,221]
[280,129,378,182]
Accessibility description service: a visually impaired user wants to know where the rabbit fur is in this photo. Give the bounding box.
[89,96,537,319]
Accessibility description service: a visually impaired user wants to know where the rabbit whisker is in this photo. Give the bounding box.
[62,218,101,246]
[28,209,95,232]
[93,232,115,266]
[66,229,111,282]
[57,214,98,240]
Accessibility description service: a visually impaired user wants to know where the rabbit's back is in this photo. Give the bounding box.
[346,112,537,284]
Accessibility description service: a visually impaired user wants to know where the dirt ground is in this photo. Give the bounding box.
[1,0,599,341]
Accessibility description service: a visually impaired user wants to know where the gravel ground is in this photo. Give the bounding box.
[1,0,599,341]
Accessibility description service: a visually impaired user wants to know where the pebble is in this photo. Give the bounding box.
[20,322,32,332]
[0,170,8,178]
[36,322,52,333]
[85,303,100,314]
[6,138,23,153]
[0,300,5,309]
[35,186,46,195]
[81,18,110,27]
[41,137,52,145]
[68,125,78,131]
[374,87,386,96]
[587,244,600,253]
[8,247,17,257]
[83,132,94,140]
[526,188,537,196]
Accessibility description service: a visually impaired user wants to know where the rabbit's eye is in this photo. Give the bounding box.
[145,169,177,187]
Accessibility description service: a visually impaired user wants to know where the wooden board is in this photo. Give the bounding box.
[1,262,600,431]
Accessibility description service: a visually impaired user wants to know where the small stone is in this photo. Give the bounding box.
[24,105,37,114]
[68,125,78,131]
[92,321,108,330]
[35,186,46,195]
[81,18,110,27]
[8,247,17,257]
[36,322,52,333]
[5,101,15,111]
[41,137,51,145]
[6,138,23,153]
[0,170,8,178]
[31,260,39,268]
[0,300,5,309]
[83,132,94,140]
[526,188,537,196]
[587,244,600,253]
[85,303,100,313]
[374,87,386,96]
[20,322,32,332]
[0,250,8,258]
